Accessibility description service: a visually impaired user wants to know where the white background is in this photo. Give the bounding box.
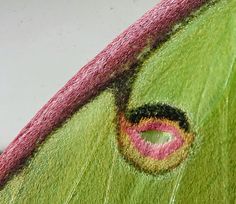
[0,0,159,151]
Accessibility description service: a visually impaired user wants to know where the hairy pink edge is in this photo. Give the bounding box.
[0,0,208,184]
[125,122,184,160]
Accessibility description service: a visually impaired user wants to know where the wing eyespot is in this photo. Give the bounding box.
[118,103,194,174]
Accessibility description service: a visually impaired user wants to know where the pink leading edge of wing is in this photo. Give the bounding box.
[125,121,184,160]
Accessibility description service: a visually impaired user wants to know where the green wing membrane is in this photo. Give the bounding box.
[1,0,235,203]
[1,91,117,204]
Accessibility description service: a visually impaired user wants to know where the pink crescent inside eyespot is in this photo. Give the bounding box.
[125,121,184,160]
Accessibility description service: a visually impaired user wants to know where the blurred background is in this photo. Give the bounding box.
[0,0,158,151]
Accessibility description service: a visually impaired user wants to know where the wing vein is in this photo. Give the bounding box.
[221,96,229,203]
[103,150,117,204]
[64,133,104,204]
[168,163,186,204]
